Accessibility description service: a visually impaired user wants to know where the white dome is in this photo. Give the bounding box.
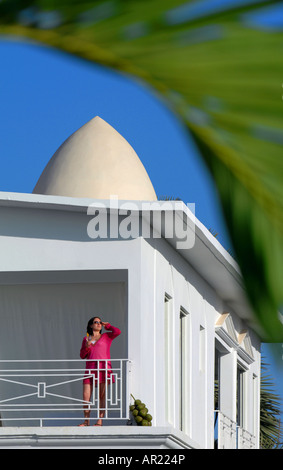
[33,116,157,201]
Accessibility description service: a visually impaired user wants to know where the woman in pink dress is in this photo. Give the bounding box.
[79,316,121,426]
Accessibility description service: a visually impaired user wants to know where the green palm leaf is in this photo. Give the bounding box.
[260,359,282,448]
[1,0,283,339]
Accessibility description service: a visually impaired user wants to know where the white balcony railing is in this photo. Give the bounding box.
[215,410,237,449]
[215,410,256,449]
[237,426,256,449]
[0,359,131,427]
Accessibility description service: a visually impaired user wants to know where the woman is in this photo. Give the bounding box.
[79,316,121,426]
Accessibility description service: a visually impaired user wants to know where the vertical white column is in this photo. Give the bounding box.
[219,350,237,422]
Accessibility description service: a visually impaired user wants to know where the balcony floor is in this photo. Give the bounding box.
[0,425,197,449]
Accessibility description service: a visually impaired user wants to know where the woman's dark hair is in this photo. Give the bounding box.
[87,316,102,336]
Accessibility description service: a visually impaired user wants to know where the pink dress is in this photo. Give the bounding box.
[80,323,121,385]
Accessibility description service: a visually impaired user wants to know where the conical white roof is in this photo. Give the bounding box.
[33,116,157,200]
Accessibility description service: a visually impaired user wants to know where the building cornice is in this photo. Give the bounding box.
[0,191,262,338]
[0,425,198,449]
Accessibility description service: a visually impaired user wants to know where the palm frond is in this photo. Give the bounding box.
[260,358,283,448]
[1,0,283,339]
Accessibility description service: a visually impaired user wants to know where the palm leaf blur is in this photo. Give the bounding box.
[1,0,283,340]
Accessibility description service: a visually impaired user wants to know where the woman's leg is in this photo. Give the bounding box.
[79,382,93,426]
[95,382,106,425]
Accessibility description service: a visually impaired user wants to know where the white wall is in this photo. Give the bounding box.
[134,236,261,448]
[130,236,216,447]
[0,202,261,447]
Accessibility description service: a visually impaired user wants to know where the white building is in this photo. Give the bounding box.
[0,117,261,449]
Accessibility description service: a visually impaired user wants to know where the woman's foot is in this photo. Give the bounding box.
[78,420,89,426]
[93,419,103,426]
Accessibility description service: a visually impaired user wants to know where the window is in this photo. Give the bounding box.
[179,307,189,432]
[199,325,205,372]
[214,348,221,447]
[253,374,258,436]
[164,294,173,424]
[214,348,220,411]
[237,365,245,427]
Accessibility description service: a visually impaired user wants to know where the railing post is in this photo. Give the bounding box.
[236,424,239,449]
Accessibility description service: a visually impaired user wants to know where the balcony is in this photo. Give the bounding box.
[0,359,257,449]
[0,359,131,427]
[215,410,256,449]
[0,358,197,449]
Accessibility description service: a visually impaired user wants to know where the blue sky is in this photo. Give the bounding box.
[0,32,283,425]
[0,39,230,245]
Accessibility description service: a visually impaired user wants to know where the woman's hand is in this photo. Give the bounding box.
[101,321,110,328]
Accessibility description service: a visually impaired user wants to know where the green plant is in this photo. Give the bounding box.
[260,359,282,449]
[130,394,152,426]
